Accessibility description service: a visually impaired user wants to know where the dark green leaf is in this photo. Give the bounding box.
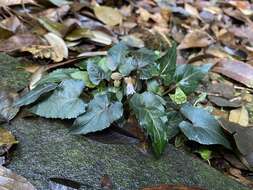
[157,43,177,85]
[31,80,86,119]
[139,63,160,80]
[179,103,231,149]
[147,79,163,95]
[174,64,212,94]
[130,92,168,156]
[72,94,123,134]
[14,83,58,107]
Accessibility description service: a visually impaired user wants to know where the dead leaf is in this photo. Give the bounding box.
[0,34,42,52]
[0,90,19,122]
[0,16,21,32]
[219,119,253,156]
[208,96,241,108]
[0,166,36,190]
[94,5,123,26]
[0,0,36,6]
[100,175,112,190]
[44,32,68,62]
[185,3,201,19]
[141,184,206,190]
[36,5,70,22]
[0,128,18,147]
[213,59,253,88]
[229,106,249,127]
[178,30,214,49]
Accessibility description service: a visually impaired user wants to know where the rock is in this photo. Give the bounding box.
[0,53,250,190]
[0,53,30,91]
[5,118,250,190]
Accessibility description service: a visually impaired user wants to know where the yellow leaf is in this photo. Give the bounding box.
[0,128,18,146]
[229,106,249,127]
[94,5,123,26]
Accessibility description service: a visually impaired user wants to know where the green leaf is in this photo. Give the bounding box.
[14,83,58,107]
[139,63,160,80]
[36,68,79,86]
[120,48,157,77]
[147,79,163,95]
[87,61,107,85]
[169,87,187,104]
[70,71,95,88]
[130,92,168,156]
[157,43,177,85]
[174,64,212,94]
[71,94,123,134]
[31,80,86,119]
[107,42,129,71]
[179,103,231,149]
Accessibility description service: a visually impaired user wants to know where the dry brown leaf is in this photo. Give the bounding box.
[0,16,21,32]
[213,59,253,88]
[36,5,70,22]
[0,166,36,190]
[0,34,41,52]
[0,0,36,6]
[0,90,19,122]
[229,106,249,127]
[44,32,68,62]
[185,3,201,19]
[178,30,214,49]
[94,5,123,26]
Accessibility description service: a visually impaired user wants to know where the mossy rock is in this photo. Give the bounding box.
[0,53,250,190]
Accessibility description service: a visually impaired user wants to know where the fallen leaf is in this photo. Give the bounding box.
[213,59,253,88]
[94,5,123,26]
[178,30,214,49]
[0,89,19,122]
[100,175,113,190]
[0,0,36,6]
[185,3,201,19]
[0,34,42,52]
[219,119,253,157]
[44,32,68,62]
[0,166,36,190]
[229,106,249,127]
[0,128,17,147]
[49,177,81,190]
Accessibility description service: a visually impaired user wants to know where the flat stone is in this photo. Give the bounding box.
[0,53,250,190]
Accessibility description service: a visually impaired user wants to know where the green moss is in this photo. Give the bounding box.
[0,53,30,91]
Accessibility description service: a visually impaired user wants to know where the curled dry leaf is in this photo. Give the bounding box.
[44,32,68,62]
[213,59,253,88]
[94,5,123,26]
[0,166,36,190]
[0,16,21,33]
[178,30,214,49]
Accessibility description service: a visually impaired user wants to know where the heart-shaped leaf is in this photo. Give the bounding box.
[31,80,86,119]
[72,94,123,134]
[179,104,231,149]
